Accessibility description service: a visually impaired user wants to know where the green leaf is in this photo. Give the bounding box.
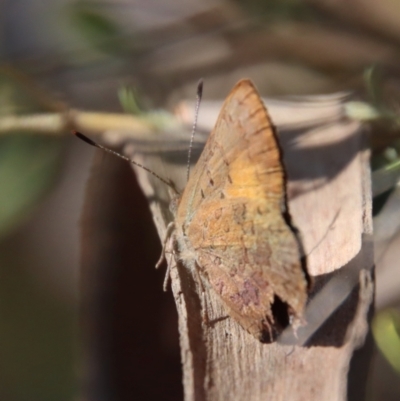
[372,308,400,374]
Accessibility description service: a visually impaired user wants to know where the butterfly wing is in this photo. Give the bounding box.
[175,79,308,341]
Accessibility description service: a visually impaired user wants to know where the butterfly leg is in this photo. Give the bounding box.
[163,245,177,291]
[155,222,176,269]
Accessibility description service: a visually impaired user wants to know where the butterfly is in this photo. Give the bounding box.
[168,79,309,342]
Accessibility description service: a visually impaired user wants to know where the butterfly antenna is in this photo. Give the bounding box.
[72,131,174,189]
[186,79,203,182]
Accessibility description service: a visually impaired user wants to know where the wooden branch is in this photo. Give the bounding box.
[105,93,374,401]
[0,110,155,136]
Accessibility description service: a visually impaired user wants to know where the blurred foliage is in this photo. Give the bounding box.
[0,66,70,401]
[68,0,128,56]
[364,66,400,124]
[118,86,144,115]
[2,1,400,399]
[0,135,63,240]
[365,67,384,114]
[118,85,179,131]
[362,66,400,214]
[233,0,317,21]
[0,247,76,401]
[344,101,380,122]
[0,69,70,399]
[0,71,64,241]
[373,309,400,374]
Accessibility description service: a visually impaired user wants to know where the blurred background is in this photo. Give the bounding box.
[2,0,400,400]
